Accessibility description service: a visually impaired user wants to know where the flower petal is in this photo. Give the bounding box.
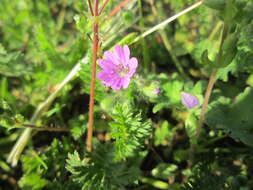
[111,78,122,90]
[123,45,130,60]
[129,57,138,69]
[122,77,130,89]
[181,92,199,109]
[115,45,129,66]
[104,50,118,63]
[98,59,114,71]
[127,57,138,77]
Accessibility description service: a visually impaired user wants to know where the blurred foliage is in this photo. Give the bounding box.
[0,0,253,189]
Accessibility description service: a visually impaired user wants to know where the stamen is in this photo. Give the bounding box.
[115,65,129,78]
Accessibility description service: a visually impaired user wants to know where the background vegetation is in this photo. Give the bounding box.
[0,0,253,189]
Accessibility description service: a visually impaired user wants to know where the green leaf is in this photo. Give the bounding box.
[224,0,238,22]
[206,87,253,146]
[66,143,141,190]
[153,102,169,113]
[201,50,213,65]
[109,104,152,160]
[162,76,184,106]
[19,173,49,190]
[154,121,174,146]
[0,43,6,54]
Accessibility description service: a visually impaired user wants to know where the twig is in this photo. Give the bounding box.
[87,0,100,152]
[99,0,111,15]
[16,124,69,132]
[7,63,82,166]
[106,0,133,20]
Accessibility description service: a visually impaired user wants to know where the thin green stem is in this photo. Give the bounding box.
[149,0,188,79]
[159,31,188,79]
[138,0,150,73]
[196,24,228,138]
[189,24,229,167]
[7,63,82,166]
[15,124,69,132]
[133,1,203,43]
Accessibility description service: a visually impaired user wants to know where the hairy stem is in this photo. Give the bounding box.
[196,69,217,137]
[87,0,100,152]
[196,24,228,138]
[188,24,228,167]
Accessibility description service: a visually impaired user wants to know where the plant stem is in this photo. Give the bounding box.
[196,23,228,138]
[149,0,188,79]
[18,124,70,132]
[99,0,110,15]
[196,69,217,137]
[138,0,150,73]
[106,0,133,20]
[188,24,228,167]
[188,68,217,168]
[133,1,203,43]
[8,63,82,166]
[87,0,100,152]
[88,0,94,16]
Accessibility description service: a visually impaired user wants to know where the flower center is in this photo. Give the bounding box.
[115,65,129,78]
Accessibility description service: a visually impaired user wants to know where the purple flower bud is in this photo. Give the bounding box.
[154,88,161,95]
[181,92,199,109]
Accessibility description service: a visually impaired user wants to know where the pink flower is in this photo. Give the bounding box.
[181,92,199,109]
[97,45,138,90]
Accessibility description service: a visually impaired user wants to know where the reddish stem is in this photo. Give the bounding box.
[87,0,99,152]
[197,69,217,137]
[99,0,111,15]
[106,0,133,20]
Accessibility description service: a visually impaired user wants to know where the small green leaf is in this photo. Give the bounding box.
[19,174,49,190]
[154,121,174,146]
[201,50,213,65]
[153,102,169,113]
